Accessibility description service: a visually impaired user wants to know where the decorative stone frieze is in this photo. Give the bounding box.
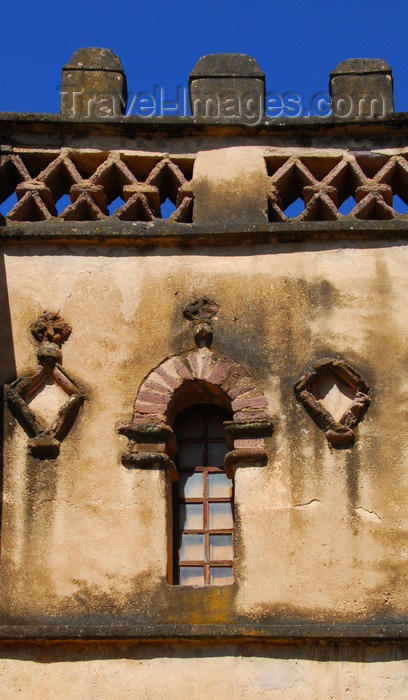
[0,149,194,223]
[3,145,408,225]
[266,150,408,221]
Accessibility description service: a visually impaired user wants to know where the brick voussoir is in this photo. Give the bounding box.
[133,401,168,414]
[136,390,172,406]
[142,379,173,396]
[232,395,269,411]
[154,366,183,390]
[172,356,193,380]
[228,377,257,400]
[221,365,248,393]
[198,349,213,379]
[186,351,200,378]
[208,356,235,385]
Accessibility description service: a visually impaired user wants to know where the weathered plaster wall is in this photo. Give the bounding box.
[1,642,408,699]
[1,240,408,628]
[2,49,408,698]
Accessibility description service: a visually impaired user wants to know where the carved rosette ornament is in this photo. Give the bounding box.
[6,312,86,459]
[294,359,371,448]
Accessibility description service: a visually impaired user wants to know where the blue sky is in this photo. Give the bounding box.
[2,0,408,115]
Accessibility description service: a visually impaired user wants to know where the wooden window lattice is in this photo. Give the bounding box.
[173,404,234,587]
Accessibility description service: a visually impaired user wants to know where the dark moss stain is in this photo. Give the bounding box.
[1,565,408,638]
[307,279,339,316]
[162,582,235,625]
[216,301,272,378]
[170,294,200,357]
[340,254,408,610]
[372,257,393,297]
[365,553,408,618]
[23,454,57,527]
[361,256,407,488]
[0,569,236,628]
[232,501,245,588]
[13,452,58,605]
[345,450,360,528]
[269,276,323,506]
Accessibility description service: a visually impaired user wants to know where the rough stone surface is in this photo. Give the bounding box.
[330,57,394,117]
[61,47,127,117]
[189,53,265,122]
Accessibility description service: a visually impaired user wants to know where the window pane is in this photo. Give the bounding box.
[208,412,226,438]
[209,566,233,585]
[208,472,231,498]
[173,405,234,587]
[180,503,203,529]
[180,567,204,586]
[177,443,203,470]
[180,534,205,561]
[176,412,203,439]
[209,534,233,561]
[208,502,234,529]
[208,442,228,467]
[178,472,203,498]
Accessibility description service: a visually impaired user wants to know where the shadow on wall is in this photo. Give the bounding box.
[0,640,407,663]
[0,252,16,540]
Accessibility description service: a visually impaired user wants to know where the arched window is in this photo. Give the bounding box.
[119,349,272,585]
[172,404,234,586]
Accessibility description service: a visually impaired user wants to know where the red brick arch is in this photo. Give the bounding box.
[119,348,273,480]
[132,347,269,426]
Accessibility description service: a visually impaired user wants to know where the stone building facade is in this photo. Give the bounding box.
[0,48,408,697]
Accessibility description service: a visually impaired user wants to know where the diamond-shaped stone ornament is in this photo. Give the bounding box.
[6,312,86,459]
[294,359,371,448]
